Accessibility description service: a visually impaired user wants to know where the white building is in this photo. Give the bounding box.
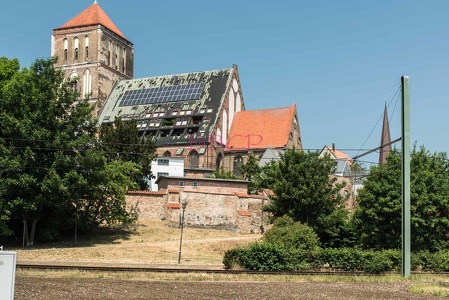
[149,157,184,191]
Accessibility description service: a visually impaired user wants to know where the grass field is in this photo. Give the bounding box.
[12,221,262,265]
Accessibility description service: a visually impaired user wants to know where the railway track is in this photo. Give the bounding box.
[16,261,378,276]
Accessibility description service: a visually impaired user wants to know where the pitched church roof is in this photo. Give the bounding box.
[227,104,297,150]
[55,2,127,40]
[99,67,236,146]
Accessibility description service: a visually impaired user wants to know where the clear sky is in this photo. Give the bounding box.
[1,0,448,166]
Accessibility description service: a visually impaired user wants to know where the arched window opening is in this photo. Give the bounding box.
[163,151,171,157]
[85,36,89,59]
[115,44,119,69]
[83,69,92,98]
[108,40,112,66]
[74,37,79,60]
[122,47,126,73]
[189,150,199,168]
[216,153,223,170]
[233,155,243,176]
[63,39,68,61]
[70,72,78,93]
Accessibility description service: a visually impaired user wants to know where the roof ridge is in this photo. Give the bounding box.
[122,67,234,82]
[237,104,295,113]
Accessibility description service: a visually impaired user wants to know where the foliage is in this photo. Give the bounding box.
[353,146,449,251]
[240,154,261,194]
[263,149,350,247]
[98,117,156,190]
[262,216,320,251]
[0,57,140,244]
[212,168,238,179]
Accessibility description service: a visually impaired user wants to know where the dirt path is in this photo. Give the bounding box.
[15,277,446,300]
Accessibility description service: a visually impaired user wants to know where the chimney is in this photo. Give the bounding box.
[332,143,335,152]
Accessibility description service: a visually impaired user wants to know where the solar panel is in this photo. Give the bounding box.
[119,83,204,107]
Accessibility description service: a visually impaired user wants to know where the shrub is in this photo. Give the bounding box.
[263,216,320,252]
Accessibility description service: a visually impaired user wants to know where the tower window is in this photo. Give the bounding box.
[85,36,89,59]
[233,155,243,176]
[74,37,79,60]
[115,44,119,70]
[63,39,68,61]
[122,47,126,73]
[108,40,112,66]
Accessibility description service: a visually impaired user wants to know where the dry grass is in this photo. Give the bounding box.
[12,221,262,265]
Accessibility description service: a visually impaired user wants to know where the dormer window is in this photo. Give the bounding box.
[74,37,79,60]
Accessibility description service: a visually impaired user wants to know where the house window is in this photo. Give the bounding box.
[85,36,89,59]
[172,111,178,116]
[233,155,243,176]
[63,39,68,61]
[192,181,199,187]
[162,151,171,157]
[176,148,184,156]
[189,150,199,168]
[74,37,79,60]
[199,108,206,114]
[157,172,169,179]
[179,181,185,187]
[158,159,169,165]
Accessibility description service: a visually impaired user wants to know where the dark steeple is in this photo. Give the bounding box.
[379,103,392,164]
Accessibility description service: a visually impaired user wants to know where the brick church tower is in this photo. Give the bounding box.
[51,1,134,116]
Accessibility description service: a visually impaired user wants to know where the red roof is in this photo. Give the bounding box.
[56,3,127,40]
[324,146,352,162]
[227,104,296,150]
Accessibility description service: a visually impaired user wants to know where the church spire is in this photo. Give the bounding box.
[379,103,392,164]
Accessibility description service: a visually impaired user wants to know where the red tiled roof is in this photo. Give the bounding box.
[167,203,181,209]
[227,104,296,150]
[235,192,266,199]
[127,190,166,196]
[324,146,352,162]
[56,3,127,40]
[238,210,252,217]
[168,189,180,194]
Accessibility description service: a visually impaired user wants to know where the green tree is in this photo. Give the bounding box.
[241,154,261,194]
[98,117,156,190]
[263,149,349,247]
[0,57,140,244]
[353,146,449,251]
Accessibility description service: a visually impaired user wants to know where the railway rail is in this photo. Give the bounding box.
[16,261,384,276]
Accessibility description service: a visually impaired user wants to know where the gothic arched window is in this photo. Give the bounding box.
[233,155,243,176]
[216,153,223,169]
[163,151,171,157]
[74,37,79,60]
[84,36,89,59]
[189,150,199,168]
[63,39,68,61]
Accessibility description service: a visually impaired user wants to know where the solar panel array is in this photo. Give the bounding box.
[119,83,204,107]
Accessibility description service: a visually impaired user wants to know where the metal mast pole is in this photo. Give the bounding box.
[401,76,411,278]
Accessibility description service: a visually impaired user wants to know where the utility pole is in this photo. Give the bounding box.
[401,76,411,278]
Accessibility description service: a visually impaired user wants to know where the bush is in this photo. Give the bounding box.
[263,216,320,252]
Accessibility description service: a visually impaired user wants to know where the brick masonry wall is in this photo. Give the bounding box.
[126,191,268,234]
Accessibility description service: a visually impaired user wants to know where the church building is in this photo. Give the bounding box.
[52,2,302,176]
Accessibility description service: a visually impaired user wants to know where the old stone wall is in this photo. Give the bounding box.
[125,190,268,234]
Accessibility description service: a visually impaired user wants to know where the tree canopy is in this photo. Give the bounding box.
[353,146,449,251]
[0,57,154,245]
[263,149,350,247]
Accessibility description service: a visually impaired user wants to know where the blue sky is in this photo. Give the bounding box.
[1,0,448,166]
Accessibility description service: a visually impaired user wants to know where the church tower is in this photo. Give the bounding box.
[379,103,392,164]
[51,2,134,116]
